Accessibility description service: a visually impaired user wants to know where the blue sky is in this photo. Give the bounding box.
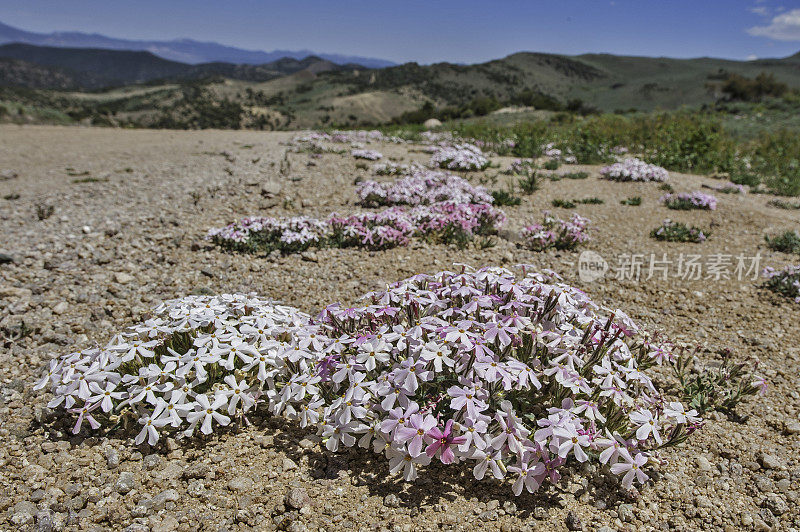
[1,0,800,64]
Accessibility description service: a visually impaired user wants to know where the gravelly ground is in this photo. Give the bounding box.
[0,124,798,531]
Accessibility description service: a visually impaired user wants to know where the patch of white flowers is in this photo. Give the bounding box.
[600,158,669,182]
[351,149,384,160]
[430,143,489,171]
[35,294,312,444]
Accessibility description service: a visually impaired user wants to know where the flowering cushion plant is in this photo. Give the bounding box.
[522,212,591,251]
[372,162,425,176]
[207,202,505,254]
[430,143,489,171]
[600,158,669,182]
[763,265,800,303]
[506,159,536,176]
[659,191,717,211]
[356,170,493,207]
[207,216,330,254]
[37,266,710,496]
[351,149,383,161]
[327,210,416,251]
[650,219,708,243]
[542,143,577,164]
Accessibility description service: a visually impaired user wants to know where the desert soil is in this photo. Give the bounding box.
[0,124,798,531]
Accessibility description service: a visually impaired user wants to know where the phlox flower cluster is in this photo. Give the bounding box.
[372,162,425,176]
[36,266,704,496]
[407,202,505,244]
[611,146,629,156]
[331,130,384,143]
[522,212,591,251]
[542,143,577,164]
[430,143,489,171]
[470,138,516,153]
[600,158,669,182]
[207,216,329,254]
[327,210,415,250]
[293,130,398,145]
[34,294,312,444]
[352,149,384,161]
[660,191,717,211]
[289,131,403,155]
[208,203,505,254]
[507,159,536,175]
[291,132,333,143]
[763,265,800,303]
[650,219,707,243]
[356,170,493,207]
[419,131,455,145]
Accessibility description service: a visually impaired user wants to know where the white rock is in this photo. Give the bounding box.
[115,272,134,284]
[423,118,442,129]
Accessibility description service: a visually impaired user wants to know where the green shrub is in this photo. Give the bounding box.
[517,171,540,194]
[765,230,800,254]
[720,72,788,102]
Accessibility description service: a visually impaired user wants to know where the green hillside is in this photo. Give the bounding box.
[1,46,799,129]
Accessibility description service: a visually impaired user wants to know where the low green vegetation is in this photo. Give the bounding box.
[575,197,603,204]
[651,220,709,243]
[491,188,522,206]
[765,230,800,254]
[516,171,540,194]
[767,199,800,210]
[72,176,109,184]
[448,107,800,196]
[559,171,589,180]
[621,196,642,206]
[553,197,604,208]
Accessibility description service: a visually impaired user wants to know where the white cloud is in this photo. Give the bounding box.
[746,54,758,60]
[747,8,800,40]
[749,6,769,16]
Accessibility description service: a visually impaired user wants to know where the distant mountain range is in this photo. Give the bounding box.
[0,20,395,68]
[0,43,363,89]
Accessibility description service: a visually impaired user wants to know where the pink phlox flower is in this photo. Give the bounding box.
[425,419,467,464]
